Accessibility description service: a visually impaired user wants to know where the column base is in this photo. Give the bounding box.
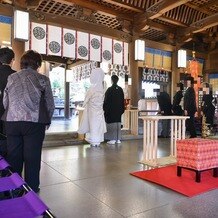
[139,156,176,167]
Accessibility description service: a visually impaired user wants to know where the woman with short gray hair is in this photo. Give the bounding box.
[2,50,55,192]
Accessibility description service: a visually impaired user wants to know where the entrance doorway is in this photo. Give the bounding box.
[49,65,65,118]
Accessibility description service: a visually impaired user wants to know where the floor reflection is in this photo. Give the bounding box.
[47,116,79,133]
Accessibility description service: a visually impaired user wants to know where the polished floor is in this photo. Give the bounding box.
[47,116,79,133]
[38,138,218,218]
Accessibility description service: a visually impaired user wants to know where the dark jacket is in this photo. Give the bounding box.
[103,84,124,123]
[0,64,15,135]
[172,90,183,115]
[0,64,15,118]
[184,87,197,116]
[201,94,217,125]
[157,91,172,115]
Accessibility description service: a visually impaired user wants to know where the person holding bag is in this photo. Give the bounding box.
[2,50,55,193]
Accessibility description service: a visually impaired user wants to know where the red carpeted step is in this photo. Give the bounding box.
[130,165,218,197]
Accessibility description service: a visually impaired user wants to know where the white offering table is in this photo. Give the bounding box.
[139,115,189,167]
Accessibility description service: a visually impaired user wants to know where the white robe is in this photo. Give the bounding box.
[78,68,106,144]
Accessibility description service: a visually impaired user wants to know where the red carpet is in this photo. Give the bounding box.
[130,165,218,197]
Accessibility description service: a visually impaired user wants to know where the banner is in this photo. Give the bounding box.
[113,40,123,65]
[30,22,46,54]
[26,22,129,66]
[76,31,89,60]
[62,28,76,59]
[47,25,62,56]
[123,42,128,66]
[89,34,101,62]
[102,37,112,64]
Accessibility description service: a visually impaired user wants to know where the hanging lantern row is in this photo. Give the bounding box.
[67,62,129,82]
[109,64,129,78]
[142,67,169,83]
[70,61,97,82]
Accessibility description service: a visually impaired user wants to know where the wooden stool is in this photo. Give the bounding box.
[176,138,218,183]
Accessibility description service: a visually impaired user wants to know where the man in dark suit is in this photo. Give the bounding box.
[172,82,184,115]
[184,76,197,138]
[0,47,15,139]
[156,85,172,138]
[103,75,125,144]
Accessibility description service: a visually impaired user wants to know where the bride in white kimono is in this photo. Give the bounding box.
[78,68,106,146]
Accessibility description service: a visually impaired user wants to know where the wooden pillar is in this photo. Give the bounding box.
[64,66,70,119]
[171,49,180,98]
[11,39,25,71]
[129,40,141,107]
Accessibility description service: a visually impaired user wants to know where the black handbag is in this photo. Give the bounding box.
[38,91,51,125]
[0,132,7,157]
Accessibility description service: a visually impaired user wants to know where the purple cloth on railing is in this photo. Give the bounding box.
[0,158,9,170]
[0,173,25,192]
[0,191,49,218]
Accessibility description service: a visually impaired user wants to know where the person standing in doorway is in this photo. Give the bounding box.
[172,82,184,115]
[201,83,217,129]
[184,76,197,138]
[156,85,172,138]
[0,47,16,138]
[103,75,125,144]
[2,50,55,192]
[78,68,106,147]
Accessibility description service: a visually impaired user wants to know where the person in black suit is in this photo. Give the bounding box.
[172,82,184,115]
[184,76,197,138]
[156,85,172,138]
[0,47,15,139]
[103,75,125,144]
[201,83,217,129]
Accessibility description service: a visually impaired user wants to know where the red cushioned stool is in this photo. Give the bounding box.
[176,138,218,182]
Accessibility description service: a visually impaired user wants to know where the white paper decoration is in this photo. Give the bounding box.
[30,22,47,54]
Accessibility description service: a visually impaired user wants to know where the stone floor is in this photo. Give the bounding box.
[38,138,218,218]
[47,116,79,133]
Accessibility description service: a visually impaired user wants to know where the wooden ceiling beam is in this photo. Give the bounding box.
[158,16,187,27]
[180,13,218,35]
[202,0,218,9]
[134,15,186,36]
[185,2,211,15]
[200,0,218,11]
[0,0,12,3]
[26,0,43,9]
[146,0,191,19]
[55,0,133,21]
[191,13,218,33]
[13,0,26,8]
[103,0,143,12]
[0,3,13,16]
[177,33,194,45]
[134,19,173,33]
[134,0,189,32]
[12,0,43,9]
